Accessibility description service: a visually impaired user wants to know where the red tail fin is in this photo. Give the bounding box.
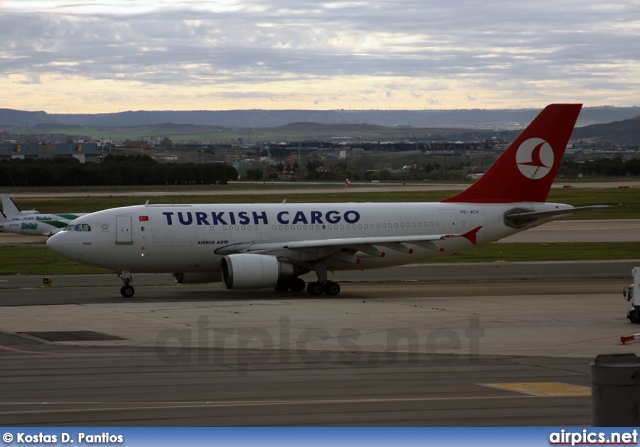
[442,104,582,203]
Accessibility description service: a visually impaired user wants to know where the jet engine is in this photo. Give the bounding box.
[221,254,307,289]
[172,272,221,284]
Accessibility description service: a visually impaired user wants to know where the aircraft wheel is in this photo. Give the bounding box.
[274,284,289,292]
[120,285,135,298]
[290,278,306,292]
[323,281,341,296]
[307,282,324,296]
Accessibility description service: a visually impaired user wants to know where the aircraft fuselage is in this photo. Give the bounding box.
[47,201,566,274]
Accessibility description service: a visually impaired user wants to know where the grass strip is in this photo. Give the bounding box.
[0,246,110,275]
[2,242,639,276]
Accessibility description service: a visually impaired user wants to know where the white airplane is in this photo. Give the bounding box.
[0,194,87,236]
[47,104,606,298]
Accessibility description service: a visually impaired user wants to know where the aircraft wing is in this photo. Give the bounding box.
[215,226,482,261]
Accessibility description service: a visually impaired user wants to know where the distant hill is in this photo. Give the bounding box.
[0,108,51,126]
[0,106,638,128]
[571,116,640,145]
[280,122,389,132]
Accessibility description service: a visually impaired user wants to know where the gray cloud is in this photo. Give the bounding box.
[0,0,638,109]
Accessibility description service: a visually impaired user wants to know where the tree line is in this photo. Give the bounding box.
[2,155,638,187]
[0,155,238,187]
[578,157,640,177]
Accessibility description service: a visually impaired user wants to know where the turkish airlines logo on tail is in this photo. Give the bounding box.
[516,138,554,180]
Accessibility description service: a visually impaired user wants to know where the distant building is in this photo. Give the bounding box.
[156,155,179,163]
[126,141,150,150]
[0,142,102,163]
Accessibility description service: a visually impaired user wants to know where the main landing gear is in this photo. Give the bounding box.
[273,261,342,296]
[118,270,135,298]
[274,277,306,293]
[306,280,340,296]
[273,278,341,296]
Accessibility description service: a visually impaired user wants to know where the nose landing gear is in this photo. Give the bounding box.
[120,284,135,298]
[117,270,135,298]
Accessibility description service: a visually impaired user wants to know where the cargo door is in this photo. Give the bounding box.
[115,215,133,245]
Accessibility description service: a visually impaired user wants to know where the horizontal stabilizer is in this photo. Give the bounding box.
[461,226,482,245]
[505,205,611,223]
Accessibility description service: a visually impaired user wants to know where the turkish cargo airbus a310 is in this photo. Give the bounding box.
[47,104,606,298]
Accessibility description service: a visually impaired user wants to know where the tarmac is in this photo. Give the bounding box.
[0,262,634,426]
[0,265,635,359]
[1,211,639,425]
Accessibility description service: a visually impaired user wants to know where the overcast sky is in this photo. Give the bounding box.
[1,0,639,113]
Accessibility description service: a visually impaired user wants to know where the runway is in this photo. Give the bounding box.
[0,260,638,426]
[0,341,594,426]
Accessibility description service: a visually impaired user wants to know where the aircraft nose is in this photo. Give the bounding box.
[46,231,72,258]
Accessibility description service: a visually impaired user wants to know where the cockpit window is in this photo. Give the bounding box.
[73,224,91,232]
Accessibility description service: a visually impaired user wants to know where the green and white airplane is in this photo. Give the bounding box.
[0,194,87,236]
